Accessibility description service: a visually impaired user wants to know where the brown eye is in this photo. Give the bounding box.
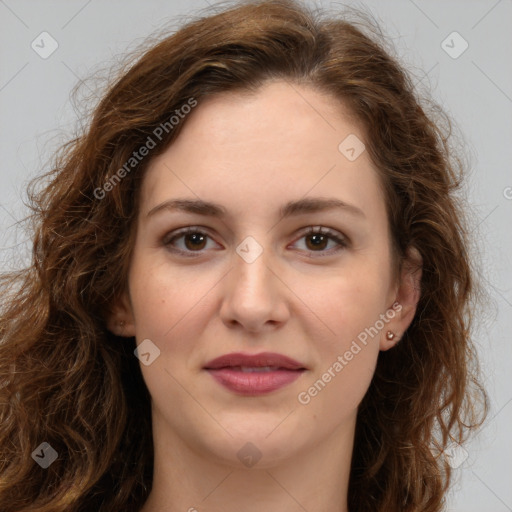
[163,227,216,256]
[293,227,348,256]
[305,232,329,251]
[182,232,207,251]
[163,225,347,258]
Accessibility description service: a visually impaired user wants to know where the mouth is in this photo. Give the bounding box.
[203,352,307,396]
[215,366,292,372]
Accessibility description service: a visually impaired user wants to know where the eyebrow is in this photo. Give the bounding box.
[147,196,366,219]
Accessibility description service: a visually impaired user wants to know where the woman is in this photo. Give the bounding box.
[0,0,488,511]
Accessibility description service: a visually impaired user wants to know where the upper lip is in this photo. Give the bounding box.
[203,352,306,370]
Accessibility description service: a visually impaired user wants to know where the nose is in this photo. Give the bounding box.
[219,240,289,333]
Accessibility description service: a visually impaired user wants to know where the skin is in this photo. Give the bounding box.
[108,80,422,512]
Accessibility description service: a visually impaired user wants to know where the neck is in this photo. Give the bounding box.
[140,410,355,512]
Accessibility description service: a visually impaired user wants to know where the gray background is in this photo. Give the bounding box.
[0,0,510,510]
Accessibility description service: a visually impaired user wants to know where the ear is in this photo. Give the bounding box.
[106,291,136,338]
[380,245,422,351]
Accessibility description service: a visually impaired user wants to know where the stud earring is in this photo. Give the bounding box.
[386,331,395,340]
[118,320,126,328]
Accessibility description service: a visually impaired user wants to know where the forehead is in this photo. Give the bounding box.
[140,80,385,221]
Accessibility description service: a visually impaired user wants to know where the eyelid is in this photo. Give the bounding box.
[162,225,348,257]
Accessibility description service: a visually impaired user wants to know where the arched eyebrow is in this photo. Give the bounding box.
[146,197,366,220]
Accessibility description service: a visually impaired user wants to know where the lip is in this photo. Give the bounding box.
[203,352,307,396]
[204,351,306,370]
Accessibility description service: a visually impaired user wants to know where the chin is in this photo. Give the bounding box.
[199,424,308,470]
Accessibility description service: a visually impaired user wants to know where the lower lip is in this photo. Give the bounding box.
[205,368,305,395]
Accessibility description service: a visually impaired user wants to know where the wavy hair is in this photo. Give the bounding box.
[0,0,488,510]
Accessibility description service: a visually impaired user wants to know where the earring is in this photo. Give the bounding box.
[386,331,395,340]
[118,320,126,328]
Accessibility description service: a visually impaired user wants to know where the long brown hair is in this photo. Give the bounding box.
[0,1,488,510]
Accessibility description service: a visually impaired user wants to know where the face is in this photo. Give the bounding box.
[109,80,420,468]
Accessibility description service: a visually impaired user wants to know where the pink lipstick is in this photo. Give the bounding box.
[203,352,307,396]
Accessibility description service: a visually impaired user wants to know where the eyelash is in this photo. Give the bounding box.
[162,226,348,258]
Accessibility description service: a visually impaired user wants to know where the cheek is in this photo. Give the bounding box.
[128,257,222,375]
[129,257,200,332]
[296,282,384,421]
[294,264,387,399]
[294,261,390,345]
[128,260,211,403]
